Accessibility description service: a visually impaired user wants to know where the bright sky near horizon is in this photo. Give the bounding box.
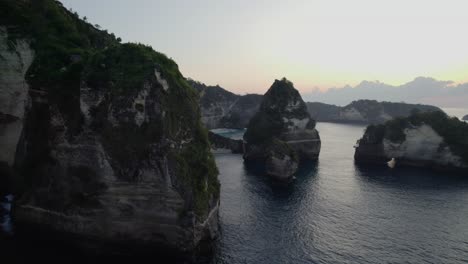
[61,0,468,94]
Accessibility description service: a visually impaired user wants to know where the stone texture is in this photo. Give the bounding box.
[0,16,219,254]
[355,122,468,171]
[0,27,34,166]
[243,78,321,179]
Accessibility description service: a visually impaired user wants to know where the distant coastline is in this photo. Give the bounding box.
[441,108,468,120]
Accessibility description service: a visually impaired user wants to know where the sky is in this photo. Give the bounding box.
[60,0,468,95]
[302,77,468,108]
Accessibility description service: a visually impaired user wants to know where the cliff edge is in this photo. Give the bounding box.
[0,0,219,253]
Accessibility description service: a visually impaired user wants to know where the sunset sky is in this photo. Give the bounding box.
[61,0,468,94]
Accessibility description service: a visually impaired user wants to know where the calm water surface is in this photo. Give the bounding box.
[212,122,468,264]
[1,122,468,263]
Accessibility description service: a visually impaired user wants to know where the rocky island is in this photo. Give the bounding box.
[307,100,442,124]
[243,78,321,180]
[0,0,219,254]
[355,111,468,171]
[189,80,444,129]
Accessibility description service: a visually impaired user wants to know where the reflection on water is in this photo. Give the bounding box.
[212,122,468,264]
[1,122,468,264]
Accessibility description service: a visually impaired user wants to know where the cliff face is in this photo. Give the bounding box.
[355,111,468,171]
[0,27,34,180]
[243,78,321,179]
[1,0,219,252]
[307,100,442,124]
[187,79,262,129]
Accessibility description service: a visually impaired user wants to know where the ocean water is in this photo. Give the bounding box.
[211,122,468,264]
[1,122,468,263]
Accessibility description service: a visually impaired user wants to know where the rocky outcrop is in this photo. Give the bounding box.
[187,79,262,129]
[1,0,219,254]
[307,100,442,124]
[355,111,468,171]
[243,78,321,180]
[208,131,244,154]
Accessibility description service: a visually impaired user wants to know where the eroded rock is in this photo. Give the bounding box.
[1,1,219,254]
[355,111,468,171]
[243,78,321,179]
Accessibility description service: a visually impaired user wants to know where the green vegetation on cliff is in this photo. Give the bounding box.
[1,0,117,135]
[1,0,117,85]
[363,111,468,163]
[2,0,219,218]
[86,43,220,218]
[244,78,314,143]
[171,126,219,217]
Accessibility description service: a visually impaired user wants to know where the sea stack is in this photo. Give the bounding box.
[355,111,468,171]
[243,78,321,180]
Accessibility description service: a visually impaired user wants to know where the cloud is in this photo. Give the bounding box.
[303,77,468,108]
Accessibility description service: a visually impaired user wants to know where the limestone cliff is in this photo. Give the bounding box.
[208,131,244,154]
[188,79,262,129]
[307,100,442,124]
[243,78,321,180]
[0,27,34,185]
[0,0,219,253]
[355,111,468,171]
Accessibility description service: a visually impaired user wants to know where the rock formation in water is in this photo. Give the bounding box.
[463,115,468,121]
[187,79,263,129]
[189,78,444,129]
[307,100,442,124]
[243,78,321,180]
[208,131,244,154]
[355,111,468,171]
[0,0,219,253]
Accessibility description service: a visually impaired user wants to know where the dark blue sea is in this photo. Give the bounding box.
[1,122,468,263]
[211,122,468,264]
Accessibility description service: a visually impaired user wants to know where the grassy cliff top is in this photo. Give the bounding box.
[260,78,307,114]
[1,0,117,87]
